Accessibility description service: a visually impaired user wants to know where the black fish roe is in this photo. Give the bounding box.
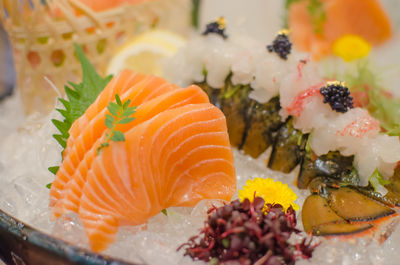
[178,198,316,265]
[267,30,292,60]
[203,17,228,39]
[320,81,354,113]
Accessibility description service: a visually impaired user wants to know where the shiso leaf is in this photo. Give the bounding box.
[48,166,59,175]
[49,44,113,176]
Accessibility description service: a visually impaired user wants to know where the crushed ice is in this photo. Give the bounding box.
[0,93,400,265]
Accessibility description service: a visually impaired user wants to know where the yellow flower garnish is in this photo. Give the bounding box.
[238,178,300,212]
[332,34,371,62]
[326,80,347,87]
[217,17,226,30]
[278,29,291,36]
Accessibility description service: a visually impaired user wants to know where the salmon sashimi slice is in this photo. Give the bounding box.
[50,71,179,205]
[49,73,236,251]
[289,0,392,60]
[79,104,234,251]
[52,85,210,217]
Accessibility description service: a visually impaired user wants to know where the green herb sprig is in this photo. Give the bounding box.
[97,94,136,154]
[48,44,112,178]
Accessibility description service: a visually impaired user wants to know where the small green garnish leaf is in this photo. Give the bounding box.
[107,102,120,117]
[46,183,52,189]
[369,168,390,194]
[111,131,125,142]
[105,114,115,129]
[48,166,59,175]
[161,209,168,216]
[223,84,242,99]
[97,94,136,154]
[119,117,135,124]
[49,44,112,175]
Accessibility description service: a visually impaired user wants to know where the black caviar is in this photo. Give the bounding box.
[267,30,292,60]
[179,198,315,265]
[320,81,354,113]
[203,17,228,39]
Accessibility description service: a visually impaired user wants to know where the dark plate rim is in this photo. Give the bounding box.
[0,208,142,265]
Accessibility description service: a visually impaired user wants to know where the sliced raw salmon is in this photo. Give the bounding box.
[50,72,236,251]
[289,0,392,60]
[50,70,179,205]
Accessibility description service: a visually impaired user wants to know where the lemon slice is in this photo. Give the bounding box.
[107,29,186,76]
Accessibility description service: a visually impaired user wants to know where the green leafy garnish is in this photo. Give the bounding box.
[161,209,168,216]
[97,94,136,155]
[369,168,390,194]
[343,60,400,135]
[48,166,59,175]
[46,183,52,189]
[49,44,113,175]
[223,84,242,99]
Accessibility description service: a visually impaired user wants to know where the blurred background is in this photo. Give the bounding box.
[0,0,399,101]
[0,26,14,101]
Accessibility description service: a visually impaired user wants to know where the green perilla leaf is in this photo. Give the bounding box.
[49,44,113,176]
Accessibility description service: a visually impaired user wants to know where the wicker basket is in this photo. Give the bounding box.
[0,0,190,114]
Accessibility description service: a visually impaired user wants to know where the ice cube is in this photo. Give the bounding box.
[11,176,49,221]
[30,209,55,234]
[51,213,88,248]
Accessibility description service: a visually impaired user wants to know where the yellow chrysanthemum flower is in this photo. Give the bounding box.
[332,34,371,62]
[238,178,300,212]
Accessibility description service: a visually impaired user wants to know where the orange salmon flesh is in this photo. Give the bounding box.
[50,71,237,251]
